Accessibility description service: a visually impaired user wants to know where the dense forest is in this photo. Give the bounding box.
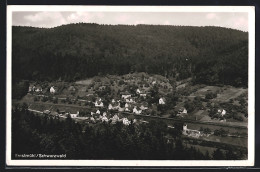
[12,23,248,87]
[12,104,245,160]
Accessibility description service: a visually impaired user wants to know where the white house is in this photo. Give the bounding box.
[90,117,95,122]
[140,105,148,111]
[108,104,113,110]
[121,92,132,99]
[126,98,135,103]
[125,103,130,112]
[182,124,201,138]
[140,93,147,97]
[50,86,56,94]
[70,111,79,118]
[136,89,141,94]
[159,98,166,105]
[221,109,226,116]
[35,88,42,92]
[111,114,120,124]
[101,116,108,122]
[178,107,187,114]
[28,86,33,92]
[95,100,104,107]
[133,106,142,115]
[96,110,101,114]
[43,110,51,115]
[217,109,227,116]
[122,118,131,125]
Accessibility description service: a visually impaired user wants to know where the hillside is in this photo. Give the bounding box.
[12,23,248,87]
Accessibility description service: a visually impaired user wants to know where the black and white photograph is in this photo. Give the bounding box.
[6,6,255,166]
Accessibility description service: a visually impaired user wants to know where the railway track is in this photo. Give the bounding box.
[27,101,247,130]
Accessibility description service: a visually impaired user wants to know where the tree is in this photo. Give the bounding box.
[34,96,39,102]
[53,97,58,104]
[205,92,217,99]
[212,148,225,160]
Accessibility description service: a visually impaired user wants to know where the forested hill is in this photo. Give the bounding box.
[12,23,248,87]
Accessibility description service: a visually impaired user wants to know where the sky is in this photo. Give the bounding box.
[12,12,248,32]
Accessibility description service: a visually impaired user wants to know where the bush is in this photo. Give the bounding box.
[205,92,217,99]
[34,96,39,102]
[214,128,228,137]
[41,96,48,102]
[53,97,58,104]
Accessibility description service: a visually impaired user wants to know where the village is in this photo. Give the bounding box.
[19,72,248,140]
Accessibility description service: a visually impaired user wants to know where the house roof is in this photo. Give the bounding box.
[68,86,76,91]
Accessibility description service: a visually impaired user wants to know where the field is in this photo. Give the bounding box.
[213,87,247,102]
[203,135,247,148]
[190,85,247,102]
[190,86,220,97]
[75,79,93,85]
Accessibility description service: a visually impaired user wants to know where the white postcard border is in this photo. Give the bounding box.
[6,5,255,167]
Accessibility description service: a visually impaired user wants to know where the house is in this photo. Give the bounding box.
[152,81,156,85]
[122,118,131,125]
[140,102,148,110]
[217,109,227,117]
[101,116,109,122]
[126,98,135,103]
[159,98,166,105]
[111,114,120,124]
[118,107,125,112]
[108,104,113,110]
[43,110,51,115]
[28,86,33,92]
[140,93,146,97]
[182,124,201,138]
[125,103,129,111]
[137,89,147,97]
[178,107,187,114]
[140,105,148,111]
[68,86,76,92]
[133,106,142,115]
[70,111,79,118]
[90,117,95,122]
[121,92,132,99]
[99,85,106,91]
[95,98,104,107]
[50,86,56,94]
[29,85,42,93]
[221,109,226,116]
[108,102,120,110]
[96,110,101,114]
[35,87,43,92]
